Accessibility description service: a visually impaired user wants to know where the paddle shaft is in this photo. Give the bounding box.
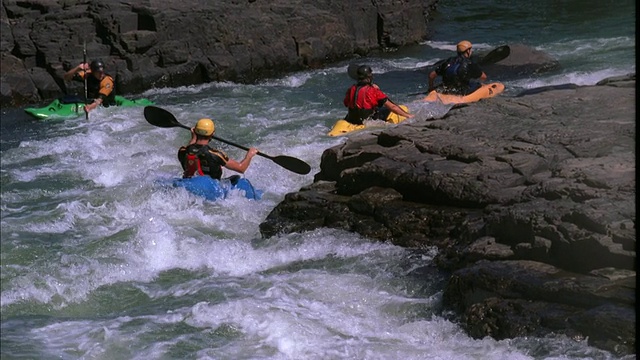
[143,105,311,175]
[83,41,88,119]
[169,117,283,162]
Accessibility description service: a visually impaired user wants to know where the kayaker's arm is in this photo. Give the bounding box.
[224,147,259,174]
[428,70,437,91]
[384,100,414,119]
[84,76,115,113]
[64,63,88,81]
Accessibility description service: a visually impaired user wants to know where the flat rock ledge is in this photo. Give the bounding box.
[259,74,636,356]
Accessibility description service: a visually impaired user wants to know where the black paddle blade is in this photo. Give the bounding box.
[479,45,511,65]
[272,155,311,175]
[143,105,189,129]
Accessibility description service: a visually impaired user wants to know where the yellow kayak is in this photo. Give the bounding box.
[423,83,504,105]
[327,105,410,137]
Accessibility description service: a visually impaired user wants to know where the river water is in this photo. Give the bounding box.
[1,0,635,359]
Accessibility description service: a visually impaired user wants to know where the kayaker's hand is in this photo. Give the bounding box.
[406,113,415,119]
[188,127,198,144]
[79,63,90,71]
[84,101,98,113]
[247,147,258,158]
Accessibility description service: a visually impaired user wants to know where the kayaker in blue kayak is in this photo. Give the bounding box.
[178,118,258,179]
[63,59,116,113]
[344,65,414,125]
[428,40,487,96]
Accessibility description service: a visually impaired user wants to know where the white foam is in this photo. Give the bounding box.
[512,68,632,90]
[2,44,632,359]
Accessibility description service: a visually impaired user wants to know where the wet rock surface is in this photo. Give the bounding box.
[259,74,636,355]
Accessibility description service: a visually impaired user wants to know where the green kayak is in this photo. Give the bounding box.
[24,95,155,120]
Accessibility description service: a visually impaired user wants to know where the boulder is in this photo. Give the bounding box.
[259,75,636,355]
[1,53,39,106]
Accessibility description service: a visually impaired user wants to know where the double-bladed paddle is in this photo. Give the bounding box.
[430,44,511,68]
[348,45,510,82]
[83,41,88,120]
[406,44,511,96]
[143,105,311,175]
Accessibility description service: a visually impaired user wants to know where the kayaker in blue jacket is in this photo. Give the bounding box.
[428,40,487,95]
[178,118,258,179]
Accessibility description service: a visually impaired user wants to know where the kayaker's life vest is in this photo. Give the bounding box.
[179,144,228,179]
[184,152,205,177]
[77,71,116,107]
[344,84,387,125]
[442,55,471,88]
[87,74,116,106]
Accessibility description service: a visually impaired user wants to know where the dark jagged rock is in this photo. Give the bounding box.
[446,261,635,356]
[259,74,636,355]
[1,0,438,107]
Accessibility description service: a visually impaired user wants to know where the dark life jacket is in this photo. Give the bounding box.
[179,144,227,179]
[442,55,471,88]
[74,71,116,106]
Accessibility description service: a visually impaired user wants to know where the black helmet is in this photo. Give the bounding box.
[90,59,105,72]
[356,65,373,80]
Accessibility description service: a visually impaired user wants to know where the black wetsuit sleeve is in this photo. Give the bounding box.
[177,147,187,170]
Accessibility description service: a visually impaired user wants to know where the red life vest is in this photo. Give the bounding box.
[183,152,205,177]
[180,145,227,179]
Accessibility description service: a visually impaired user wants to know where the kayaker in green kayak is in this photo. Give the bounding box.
[178,118,259,179]
[428,40,488,96]
[63,59,116,113]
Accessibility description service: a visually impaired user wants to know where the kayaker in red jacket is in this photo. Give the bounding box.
[343,65,414,125]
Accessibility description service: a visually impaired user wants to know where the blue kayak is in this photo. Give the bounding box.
[166,176,262,201]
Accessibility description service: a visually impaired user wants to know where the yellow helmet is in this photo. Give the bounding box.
[456,40,472,53]
[194,118,215,136]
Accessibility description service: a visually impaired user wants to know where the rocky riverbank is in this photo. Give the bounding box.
[259,74,636,356]
[1,0,437,107]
